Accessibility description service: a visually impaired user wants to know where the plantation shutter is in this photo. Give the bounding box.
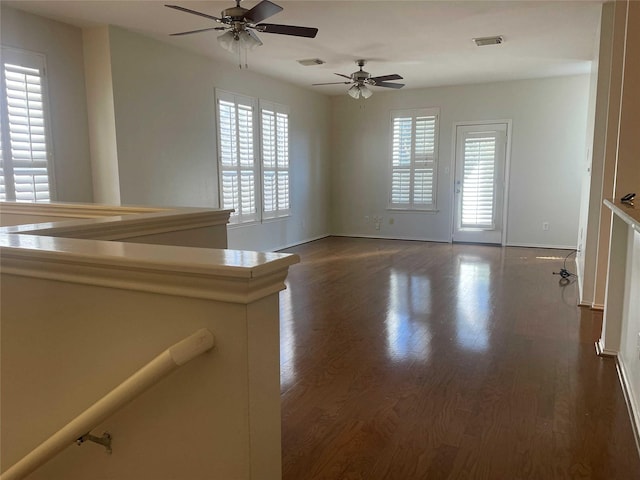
[0,49,53,202]
[261,101,289,218]
[390,108,438,210]
[460,132,498,229]
[216,90,258,223]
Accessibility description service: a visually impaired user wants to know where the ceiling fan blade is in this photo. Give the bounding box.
[245,0,283,23]
[370,74,403,83]
[312,81,352,86]
[170,27,223,36]
[165,4,223,23]
[375,82,405,89]
[334,73,352,80]
[257,23,318,38]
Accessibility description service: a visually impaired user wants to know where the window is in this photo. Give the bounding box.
[389,108,439,210]
[260,102,289,219]
[215,90,291,224]
[0,48,54,202]
[215,91,258,223]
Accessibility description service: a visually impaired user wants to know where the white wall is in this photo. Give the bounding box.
[0,7,93,203]
[330,76,590,248]
[106,27,331,251]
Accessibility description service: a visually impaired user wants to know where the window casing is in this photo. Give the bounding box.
[215,91,258,224]
[0,47,54,202]
[260,101,289,219]
[389,108,439,211]
[215,90,291,224]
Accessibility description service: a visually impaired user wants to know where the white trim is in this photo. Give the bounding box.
[0,233,298,303]
[386,207,439,214]
[273,234,331,252]
[504,242,578,250]
[591,303,605,311]
[0,206,232,241]
[450,119,512,245]
[0,47,57,202]
[331,233,449,243]
[595,338,618,357]
[0,201,167,219]
[616,356,640,457]
[388,107,440,211]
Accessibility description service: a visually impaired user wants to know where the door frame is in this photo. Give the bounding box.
[450,119,513,245]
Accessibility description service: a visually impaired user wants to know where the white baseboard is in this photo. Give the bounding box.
[273,234,330,252]
[504,242,577,250]
[616,357,640,457]
[595,339,618,357]
[331,233,449,243]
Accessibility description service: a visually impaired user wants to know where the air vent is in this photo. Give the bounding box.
[297,58,326,66]
[473,36,504,46]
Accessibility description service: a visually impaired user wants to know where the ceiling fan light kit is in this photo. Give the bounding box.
[313,59,405,99]
[166,0,318,67]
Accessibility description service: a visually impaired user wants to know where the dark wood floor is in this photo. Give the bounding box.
[279,237,640,480]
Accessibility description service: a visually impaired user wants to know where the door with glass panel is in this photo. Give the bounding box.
[453,123,508,244]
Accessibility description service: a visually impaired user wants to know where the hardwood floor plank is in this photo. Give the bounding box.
[280,238,640,479]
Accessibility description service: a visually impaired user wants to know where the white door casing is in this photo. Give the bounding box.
[453,122,510,244]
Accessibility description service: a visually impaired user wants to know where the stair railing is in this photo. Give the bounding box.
[1,328,215,480]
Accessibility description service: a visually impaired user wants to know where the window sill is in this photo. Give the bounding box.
[386,208,439,214]
[262,214,291,224]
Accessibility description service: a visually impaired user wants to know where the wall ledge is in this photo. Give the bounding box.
[0,202,297,304]
[0,201,166,219]
[0,234,298,303]
[1,203,233,241]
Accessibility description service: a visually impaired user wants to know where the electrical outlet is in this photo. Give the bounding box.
[542,222,550,231]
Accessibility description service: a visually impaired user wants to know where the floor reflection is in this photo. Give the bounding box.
[385,268,431,361]
[455,254,490,352]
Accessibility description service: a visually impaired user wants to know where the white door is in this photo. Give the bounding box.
[453,123,508,244]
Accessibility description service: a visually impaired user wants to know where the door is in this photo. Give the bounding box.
[453,123,508,244]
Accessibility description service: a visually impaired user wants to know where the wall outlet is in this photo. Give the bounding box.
[542,222,550,231]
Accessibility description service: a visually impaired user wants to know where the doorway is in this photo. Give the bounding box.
[452,122,509,244]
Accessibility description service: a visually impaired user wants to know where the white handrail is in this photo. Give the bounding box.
[1,328,215,480]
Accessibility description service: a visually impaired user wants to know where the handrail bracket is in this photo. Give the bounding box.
[76,432,112,454]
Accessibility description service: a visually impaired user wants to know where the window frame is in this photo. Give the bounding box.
[215,89,260,225]
[0,46,56,203]
[259,100,290,220]
[387,107,439,212]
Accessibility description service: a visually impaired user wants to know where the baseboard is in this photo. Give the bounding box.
[595,339,618,357]
[331,233,449,243]
[616,357,640,457]
[504,242,577,250]
[273,234,330,252]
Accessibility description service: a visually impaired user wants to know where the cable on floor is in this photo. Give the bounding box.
[553,249,577,286]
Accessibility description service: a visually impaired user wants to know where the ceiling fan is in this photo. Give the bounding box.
[313,60,405,99]
[166,0,318,55]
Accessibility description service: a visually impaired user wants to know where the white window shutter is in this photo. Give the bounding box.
[389,108,439,210]
[1,50,53,203]
[215,90,258,223]
[461,133,497,228]
[260,102,289,218]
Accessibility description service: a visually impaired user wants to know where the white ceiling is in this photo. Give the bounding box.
[3,0,603,95]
